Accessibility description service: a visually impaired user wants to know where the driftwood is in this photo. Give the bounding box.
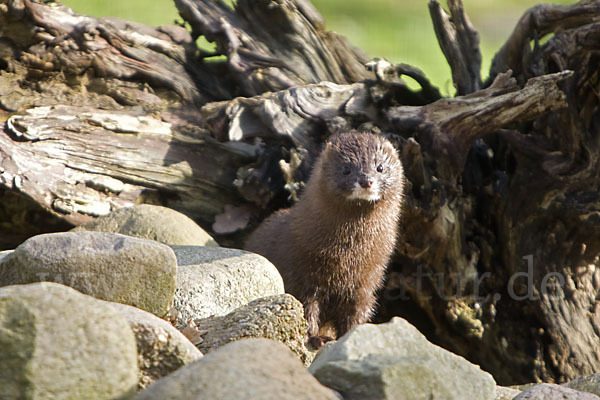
[429,0,482,95]
[1,0,600,385]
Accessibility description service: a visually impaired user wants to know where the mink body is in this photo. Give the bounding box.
[245,132,404,345]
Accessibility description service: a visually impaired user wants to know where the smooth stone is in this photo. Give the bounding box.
[72,204,218,246]
[309,317,496,400]
[0,231,177,316]
[0,282,138,400]
[170,245,284,329]
[133,338,339,400]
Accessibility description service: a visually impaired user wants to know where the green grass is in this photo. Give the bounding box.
[61,0,574,96]
[311,0,574,94]
[61,0,180,28]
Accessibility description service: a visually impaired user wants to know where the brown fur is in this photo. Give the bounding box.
[245,132,404,344]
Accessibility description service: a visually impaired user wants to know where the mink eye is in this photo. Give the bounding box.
[376,164,384,173]
[342,166,351,175]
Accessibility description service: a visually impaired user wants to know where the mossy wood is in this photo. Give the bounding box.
[1,0,599,385]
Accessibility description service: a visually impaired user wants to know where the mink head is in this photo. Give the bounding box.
[320,132,403,203]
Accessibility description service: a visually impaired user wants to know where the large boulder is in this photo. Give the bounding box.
[0,282,138,400]
[133,338,339,400]
[171,246,284,328]
[0,231,176,316]
[193,294,312,365]
[72,204,218,246]
[309,317,496,400]
[109,302,203,389]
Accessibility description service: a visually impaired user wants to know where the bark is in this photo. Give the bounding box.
[429,0,482,95]
[174,0,372,95]
[1,0,599,385]
[381,0,600,384]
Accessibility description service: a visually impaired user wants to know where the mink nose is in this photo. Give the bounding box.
[359,176,374,188]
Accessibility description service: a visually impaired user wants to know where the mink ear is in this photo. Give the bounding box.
[319,141,334,163]
[382,140,396,153]
[323,141,335,155]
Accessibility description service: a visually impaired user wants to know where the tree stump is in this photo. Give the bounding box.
[1,0,599,384]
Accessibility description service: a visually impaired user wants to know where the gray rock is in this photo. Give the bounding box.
[0,232,176,317]
[0,282,138,400]
[171,246,284,328]
[564,374,600,396]
[194,294,312,365]
[109,302,203,389]
[133,338,339,400]
[72,204,218,246]
[514,383,600,399]
[309,317,496,400]
[496,386,522,400]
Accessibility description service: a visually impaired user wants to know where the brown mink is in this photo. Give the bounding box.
[245,131,405,347]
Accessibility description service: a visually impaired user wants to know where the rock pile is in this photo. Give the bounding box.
[1,205,599,399]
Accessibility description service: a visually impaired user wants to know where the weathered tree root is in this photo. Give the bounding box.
[1,0,599,384]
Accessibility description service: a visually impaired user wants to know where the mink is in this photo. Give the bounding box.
[245,131,405,347]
